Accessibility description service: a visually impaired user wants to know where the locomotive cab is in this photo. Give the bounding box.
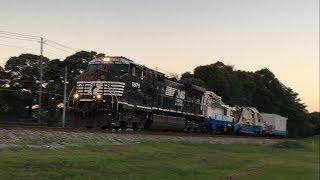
[70,56,135,127]
[73,56,135,101]
[84,56,131,80]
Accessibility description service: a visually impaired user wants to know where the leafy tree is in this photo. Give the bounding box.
[0,54,50,119]
[181,72,205,87]
[63,51,97,88]
[0,51,97,124]
[307,112,320,135]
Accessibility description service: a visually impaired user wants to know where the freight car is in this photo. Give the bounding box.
[233,107,262,135]
[261,113,287,136]
[203,91,236,134]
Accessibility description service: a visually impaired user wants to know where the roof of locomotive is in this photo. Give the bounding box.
[88,55,206,91]
[89,56,135,65]
[89,55,166,75]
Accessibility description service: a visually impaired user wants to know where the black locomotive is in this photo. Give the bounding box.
[69,56,205,131]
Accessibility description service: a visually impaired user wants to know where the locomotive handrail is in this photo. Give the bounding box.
[67,85,75,108]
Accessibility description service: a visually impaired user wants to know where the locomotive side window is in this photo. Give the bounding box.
[223,108,227,116]
[131,65,143,78]
[88,64,105,71]
[135,67,142,78]
[88,64,129,75]
[231,110,235,117]
[108,64,129,77]
[131,66,136,76]
[157,74,165,82]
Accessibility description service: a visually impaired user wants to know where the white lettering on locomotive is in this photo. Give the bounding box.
[165,86,185,100]
[132,82,141,89]
[175,99,184,106]
[165,86,186,107]
[91,83,102,95]
[76,81,125,96]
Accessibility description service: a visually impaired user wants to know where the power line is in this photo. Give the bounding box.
[0,43,39,51]
[0,42,70,58]
[0,32,39,41]
[0,30,40,39]
[0,35,38,42]
[44,42,75,54]
[45,39,77,51]
[0,30,78,55]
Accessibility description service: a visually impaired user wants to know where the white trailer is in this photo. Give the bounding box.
[261,113,287,136]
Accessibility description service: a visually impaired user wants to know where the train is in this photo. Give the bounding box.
[68,55,287,136]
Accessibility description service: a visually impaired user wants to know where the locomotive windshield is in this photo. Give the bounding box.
[88,63,129,76]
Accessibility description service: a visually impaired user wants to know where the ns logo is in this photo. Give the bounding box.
[132,82,141,89]
[88,83,102,95]
[165,86,186,107]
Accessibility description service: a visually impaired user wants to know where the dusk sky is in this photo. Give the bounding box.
[0,0,319,112]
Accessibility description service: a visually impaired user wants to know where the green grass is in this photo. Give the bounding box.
[0,136,319,180]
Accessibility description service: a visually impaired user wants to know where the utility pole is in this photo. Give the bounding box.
[38,37,44,124]
[62,66,68,127]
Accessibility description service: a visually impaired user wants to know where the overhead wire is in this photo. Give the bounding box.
[0,30,78,59]
[0,35,39,42]
[0,30,40,39]
[43,42,75,54]
[0,43,39,51]
[45,39,77,52]
[0,32,39,39]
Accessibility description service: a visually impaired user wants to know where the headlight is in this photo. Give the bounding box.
[73,93,80,99]
[96,94,103,100]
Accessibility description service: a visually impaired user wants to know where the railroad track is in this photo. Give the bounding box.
[0,124,277,140]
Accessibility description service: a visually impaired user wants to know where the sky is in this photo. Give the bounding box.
[0,0,319,112]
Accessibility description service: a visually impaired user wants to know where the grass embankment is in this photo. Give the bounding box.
[0,136,319,180]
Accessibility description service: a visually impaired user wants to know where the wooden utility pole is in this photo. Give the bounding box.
[38,37,44,124]
[62,66,68,127]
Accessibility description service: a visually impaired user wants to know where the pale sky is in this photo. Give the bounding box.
[0,0,319,112]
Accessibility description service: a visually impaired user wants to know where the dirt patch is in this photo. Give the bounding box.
[227,164,264,179]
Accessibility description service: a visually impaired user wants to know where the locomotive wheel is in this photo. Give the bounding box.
[120,121,127,131]
[132,122,138,131]
[102,122,112,130]
[212,129,217,134]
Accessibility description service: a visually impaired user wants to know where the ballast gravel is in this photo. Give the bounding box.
[0,129,282,149]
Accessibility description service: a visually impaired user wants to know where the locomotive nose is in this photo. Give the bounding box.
[74,81,125,101]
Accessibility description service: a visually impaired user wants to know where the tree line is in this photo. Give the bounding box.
[0,51,97,126]
[0,52,319,137]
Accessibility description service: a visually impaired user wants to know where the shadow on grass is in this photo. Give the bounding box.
[273,140,306,149]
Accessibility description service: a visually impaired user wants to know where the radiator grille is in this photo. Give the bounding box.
[76,81,125,97]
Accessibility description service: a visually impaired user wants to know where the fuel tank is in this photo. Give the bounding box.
[149,114,186,131]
